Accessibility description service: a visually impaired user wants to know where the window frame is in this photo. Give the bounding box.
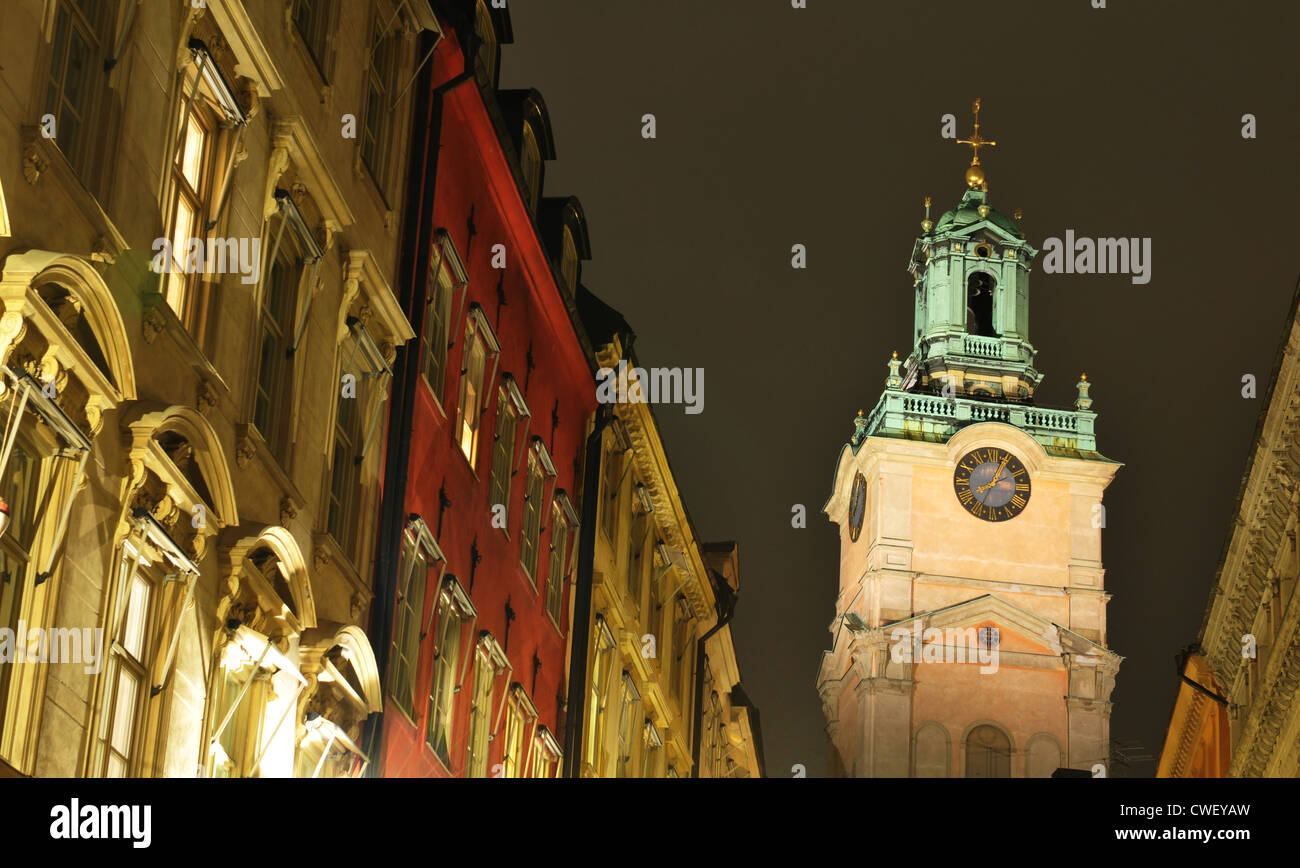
[453,304,501,468]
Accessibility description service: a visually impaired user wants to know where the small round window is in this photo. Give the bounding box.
[974,243,993,258]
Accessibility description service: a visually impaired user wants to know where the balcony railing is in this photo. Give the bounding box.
[859,389,1098,453]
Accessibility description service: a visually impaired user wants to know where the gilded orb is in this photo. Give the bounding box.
[965,164,985,189]
[977,204,990,218]
[921,218,933,232]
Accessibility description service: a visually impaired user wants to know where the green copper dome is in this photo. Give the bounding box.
[934,188,1024,240]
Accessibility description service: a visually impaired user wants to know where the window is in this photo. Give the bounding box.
[422,231,467,406]
[520,124,541,212]
[519,439,556,584]
[425,581,473,765]
[327,337,364,559]
[92,543,154,777]
[489,376,529,530]
[455,305,500,467]
[546,492,579,626]
[474,0,498,85]
[292,0,333,78]
[966,725,1012,778]
[361,11,400,191]
[627,485,650,606]
[164,102,215,330]
[44,0,110,181]
[978,626,1000,651]
[252,249,298,462]
[966,272,997,337]
[601,445,621,540]
[641,721,662,778]
[0,439,45,721]
[708,692,724,777]
[584,617,616,771]
[327,321,392,564]
[465,634,509,777]
[672,597,693,708]
[390,519,445,717]
[501,685,537,778]
[615,673,641,778]
[530,726,562,779]
[560,227,578,294]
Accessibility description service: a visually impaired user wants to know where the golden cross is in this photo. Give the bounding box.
[957,98,997,166]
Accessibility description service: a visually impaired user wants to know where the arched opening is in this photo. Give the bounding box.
[966,724,1011,777]
[966,272,998,337]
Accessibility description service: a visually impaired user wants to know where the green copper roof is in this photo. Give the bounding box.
[934,188,1024,240]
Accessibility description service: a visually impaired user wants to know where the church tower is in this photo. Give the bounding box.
[817,101,1122,778]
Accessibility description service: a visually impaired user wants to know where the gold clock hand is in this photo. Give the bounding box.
[975,454,1011,494]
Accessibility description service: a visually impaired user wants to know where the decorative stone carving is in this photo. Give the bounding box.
[142,307,166,344]
[197,379,218,413]
[22,141,47,185]
[349,591,366,625]
[235,433,256,469]
[0,310,27,365]
[237,79,261,122]
[314,544,330,570]
[279,495,298,527]
[264,146,290,221]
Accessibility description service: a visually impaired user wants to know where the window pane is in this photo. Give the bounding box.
[109,668,139,755]
[180,114,205,189]
[120,571,150,660]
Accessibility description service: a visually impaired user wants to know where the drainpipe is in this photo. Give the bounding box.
[364,7,478,777]
[691,568,737,777]
[562,334,633,777]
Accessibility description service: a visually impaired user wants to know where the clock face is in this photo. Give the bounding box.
[953,447,1030,522]
[849,473,867,541]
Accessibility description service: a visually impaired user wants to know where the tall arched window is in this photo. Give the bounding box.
[966,272,997,337]
[520,123,542,213]
[966,724,1011,777]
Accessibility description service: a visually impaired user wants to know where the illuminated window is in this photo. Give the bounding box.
[560,227,578,294]
[520,438,556,585]
[615,673,641,778]
[530,726,562,779]
[474,0,498,84]
[454,305,500,467]
[501,685,537,778]
[389,519,445,717]
[584,617,616,770]
[164,103,215,331]
[641,720,663,778]
[425,578,473,765]
[92,544,155,777]
[546,492,579,626]
[465,633,509,777]
[0,439,45,724]
[520,124,541,212]
[422,232,467,405]
[489,376,528,530]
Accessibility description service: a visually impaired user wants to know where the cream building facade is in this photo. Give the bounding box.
[0,0,430,777]
[817,126,1122,777]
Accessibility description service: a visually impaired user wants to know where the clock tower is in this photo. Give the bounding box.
[817,101,1122,778]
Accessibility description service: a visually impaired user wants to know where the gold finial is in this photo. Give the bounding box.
[958,98,997,189]
[891,350,898,359]
[857,409,864,417]
[1013,208,1023,223]
[1080,372,1087,380]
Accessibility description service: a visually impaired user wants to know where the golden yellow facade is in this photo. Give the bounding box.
[573,336,763,778]
[1159,280,1300,778]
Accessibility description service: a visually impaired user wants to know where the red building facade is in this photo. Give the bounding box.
[370,0,597,778]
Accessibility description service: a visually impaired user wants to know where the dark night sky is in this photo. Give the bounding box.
[500,0,1300,776]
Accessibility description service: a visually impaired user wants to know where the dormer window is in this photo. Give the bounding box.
[474,0,498,85]
[560,227,578,295]
[520,123,541,213]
